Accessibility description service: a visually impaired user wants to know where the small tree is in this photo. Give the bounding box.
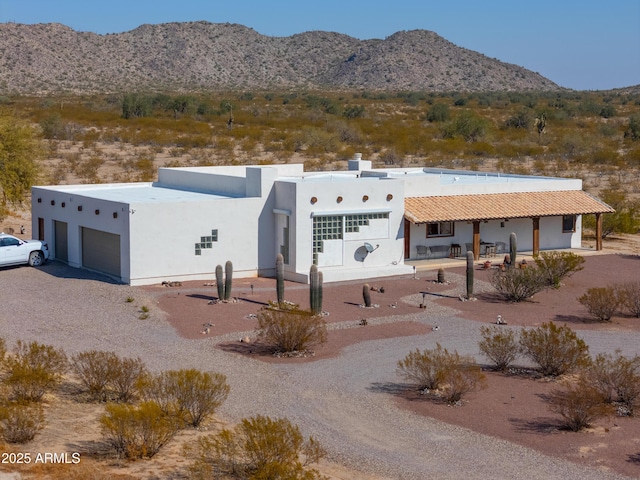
[478,326,520,371]
[0,111,44,219]
[256,306,327,354]
[547,377,612,431]
[533,251,585,288]
[139,369,229,427]
[189,415,326,480]
[519,322,590,377]
[4,340,68,402]
[489,266,547,302]
[578,287,620,322]
[617,281,640,318]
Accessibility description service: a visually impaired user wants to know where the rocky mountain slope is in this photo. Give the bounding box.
[0,21,560,94]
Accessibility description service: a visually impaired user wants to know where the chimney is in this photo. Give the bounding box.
[348,152,372,171]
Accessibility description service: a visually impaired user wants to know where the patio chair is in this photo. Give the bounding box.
[416,245,429,258]
[495,241,507,254]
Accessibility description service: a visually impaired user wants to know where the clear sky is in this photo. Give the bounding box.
[1,0,638,91]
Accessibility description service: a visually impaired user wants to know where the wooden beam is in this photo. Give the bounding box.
[473,221,480,260]
[532,217,540,256]
[595,213,603,251]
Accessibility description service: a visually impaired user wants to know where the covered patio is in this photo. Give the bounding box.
[404,190,614,260]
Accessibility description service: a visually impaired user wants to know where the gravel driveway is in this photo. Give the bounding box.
[1,261,635,480]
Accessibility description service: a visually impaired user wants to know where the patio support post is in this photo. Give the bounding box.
[532,217,540,256]
[595,213,603,251]
[472,221,480,260]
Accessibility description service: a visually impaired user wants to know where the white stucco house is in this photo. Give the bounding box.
[31,154,613,285]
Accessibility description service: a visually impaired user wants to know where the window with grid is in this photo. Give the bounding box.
[312,215,343,263]
[345,212,389,232]
[562,215,576,233]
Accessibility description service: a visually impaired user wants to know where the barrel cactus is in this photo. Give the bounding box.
[437,268,445,284]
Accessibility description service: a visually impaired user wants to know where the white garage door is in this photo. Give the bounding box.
[81,227,121,278]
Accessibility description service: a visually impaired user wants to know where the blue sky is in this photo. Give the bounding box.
[1,0,638,90]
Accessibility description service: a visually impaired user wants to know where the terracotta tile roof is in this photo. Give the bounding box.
[404,190,614,223]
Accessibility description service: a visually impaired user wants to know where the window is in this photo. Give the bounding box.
[195,229,218,255]
[312,215,343,264]
[562,215,576,233]
[426,221,454,237]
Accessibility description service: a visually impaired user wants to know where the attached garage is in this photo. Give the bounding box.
[81,227,121,278]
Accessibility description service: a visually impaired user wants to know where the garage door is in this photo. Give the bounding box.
[54,220,68,262]
[81,227,121,277]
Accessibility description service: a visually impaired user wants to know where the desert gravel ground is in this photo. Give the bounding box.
[0,260,637,480]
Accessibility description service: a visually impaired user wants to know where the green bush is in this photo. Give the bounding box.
[256,306,327,354]
[578,287,620,322]
[189,415,326,480]
[139,369,229,427]
[100,401,180,459]
[547,376,612,431]
[478,326,520,371]
[489,265,548,302]
[533,251,585,288]
[4,341,68,402]
[519,322,590,376]
[0,403,44,443]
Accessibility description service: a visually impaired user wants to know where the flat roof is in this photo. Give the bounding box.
[35,183,234,204]
[378,167,568,185]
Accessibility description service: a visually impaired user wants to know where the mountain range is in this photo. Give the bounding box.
[0,21,561,94]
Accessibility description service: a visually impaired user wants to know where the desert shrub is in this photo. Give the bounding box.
[425,103,450,123]
[110,356,147,403]
[519,322,590,377]
[578,287,620,322]
[4,341,68,402]
[489,266,548,302]
[256,306,327,354]
[441,364,486,404]
[0,403,44,443]
[139,369,229,427]
[397,344,485,403]
[547,376,612,431]
[478,326,520,371]
[397,344,453,390]
[617,281,640,318]
[0,337,5,365]
[71,350,119,401]
[533,251,585,288]
[188,415,326,480]
[587,351,640,415]
[71,350,147,402]
[100,401,180,459]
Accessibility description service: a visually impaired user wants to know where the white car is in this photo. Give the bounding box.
[0,233,49,267]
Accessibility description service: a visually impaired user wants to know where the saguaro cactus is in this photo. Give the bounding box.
[215,264,225,300]
[310,264,322,315]
[276,254,285,304]
[509,232,517,266]
[224,260,233,301]
[466,251,474,299]
[363,284,372,307]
